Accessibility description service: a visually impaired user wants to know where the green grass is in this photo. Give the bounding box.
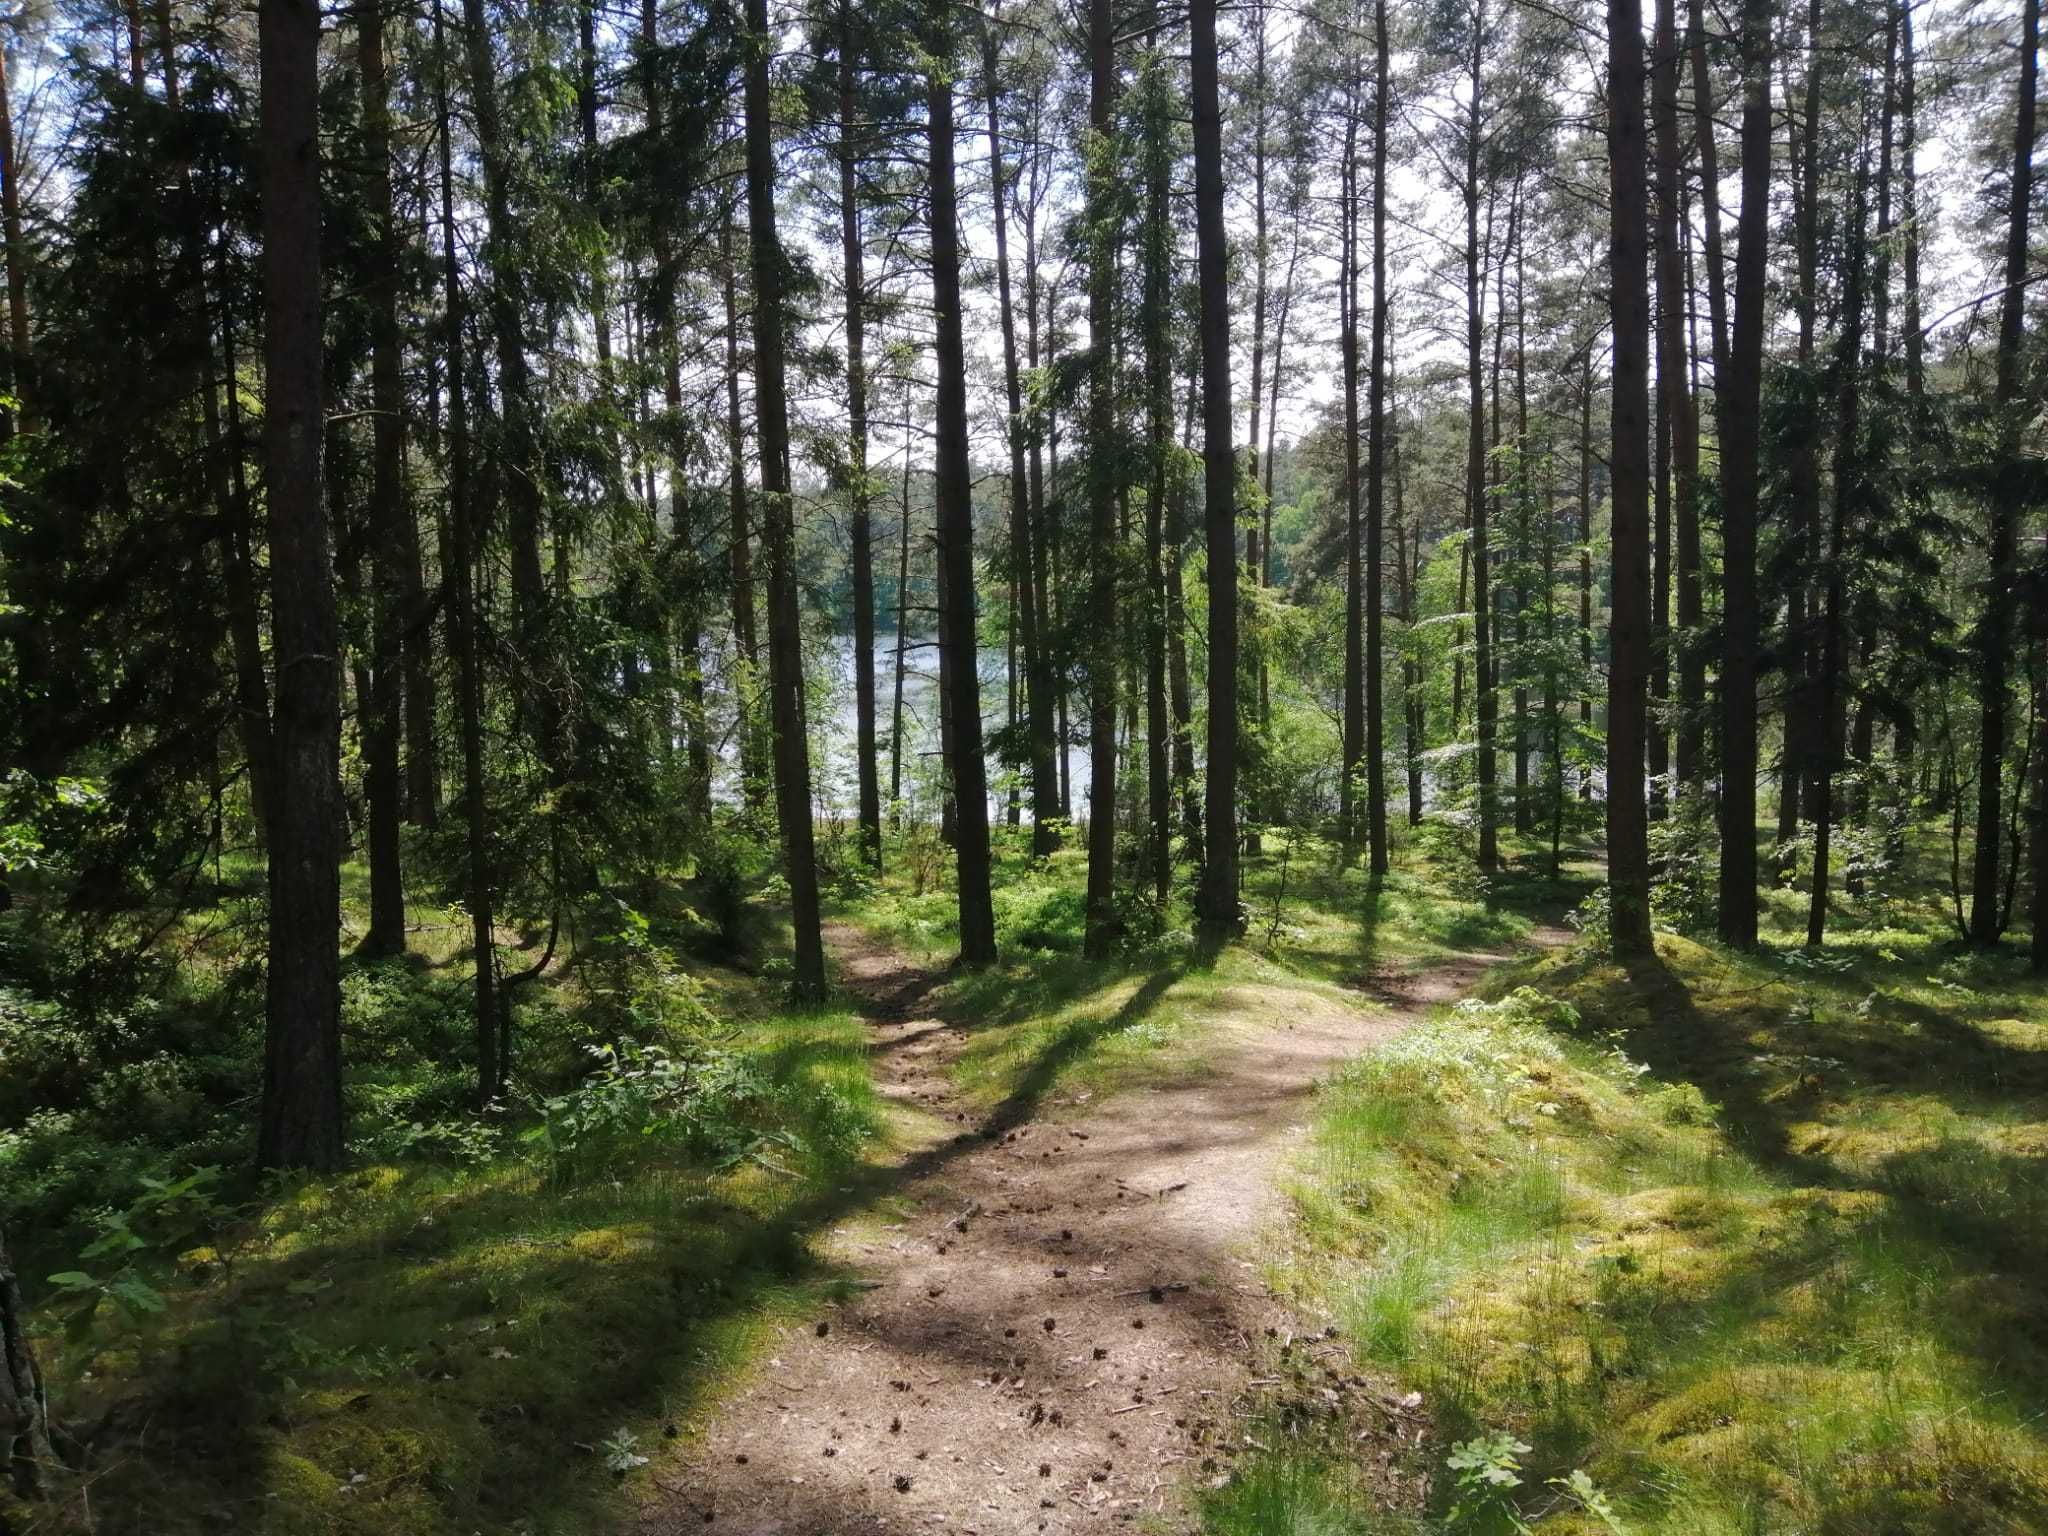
[1236,909,2048,1535]
[1202,1441,1424,1536]
[18,981,886,1536]
[844,826,1564,1120]
[0,821,1602,1536]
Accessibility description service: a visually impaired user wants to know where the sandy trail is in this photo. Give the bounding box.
[640,924,1537,1536]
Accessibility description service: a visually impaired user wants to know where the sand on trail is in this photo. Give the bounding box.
[640,922,1537,1536]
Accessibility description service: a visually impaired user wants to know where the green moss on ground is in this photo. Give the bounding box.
[1232,918,2048,1535]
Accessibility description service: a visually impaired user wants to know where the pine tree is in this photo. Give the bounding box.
[256,0,344,1170]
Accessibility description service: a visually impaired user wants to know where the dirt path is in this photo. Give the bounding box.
[641,925,1544,1536]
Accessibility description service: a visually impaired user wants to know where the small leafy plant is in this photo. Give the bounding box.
[1446,1431,1627,1534]
[47,1165,237,1341]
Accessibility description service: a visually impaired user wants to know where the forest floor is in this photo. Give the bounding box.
[44,828,2048,1534]
[640,914,1558,1536]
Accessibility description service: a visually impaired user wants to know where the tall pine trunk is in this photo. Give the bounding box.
[1715,0,1774,946]
[1653,0,1704,794]
[720,212,764,806]
[432,0,498,1102]
[1969,0,2039,947]
[743,0,827,998]
[257,0,344,1169]
[986,17,1059,857]
[842,3,883,870]
[1606,0,1655,955]
[1,1219,51,1499]
[458,0,549,723]
[1082,0,1121,958]
[1365,0,1391,875]
[1340,92,1364,856]
[1140,46,1173,903]
[1808,158,1868,947]
[928,7,998,965]
[1192,0,1239,935]
[0,42,27,437]
[1465,3,1498,872]
[359,0,407,957]
[1685,0,1729,381]
[1778,0,1825,855]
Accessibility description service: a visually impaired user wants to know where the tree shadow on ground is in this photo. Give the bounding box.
[53,941,1191,1536]
[1587,943,2048,1428]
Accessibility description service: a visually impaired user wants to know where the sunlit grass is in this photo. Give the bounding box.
[21,928,886,1536]
[1234,920,2048,1534]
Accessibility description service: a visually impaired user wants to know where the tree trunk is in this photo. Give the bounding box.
[1684,0,1729,383]
[641,0,709,829]
[1969,0,2038,947]
[721,213,764,807]
[458,0,550,718]
[1900,0,1924,406]
[1340,89,1364,857]
[891,380,915,822]
[1654,0,1704,795]
[1365,0,1391,875]
[1465,2,1498,872]
[1170,375,1201,849]
[1606,0,1655,955]
[842,2,883,870]
[430,0,497,1103]
[1513,235,1534,837]
[0,1220,52,1500]
[1193,0,1239,936]
[1809,160,1868,948]
[928,9,998,965]
[1082,0,1121,958]
[743,0,827,998]
[1778,0,1825,856]
[1715,0,1773,947]
[257,0,344,1170]
[1397,395,1424,826]
[0,45,29,438]
[1580,344,1595,801]
[1140,43,1174,903]
[1247,2,1271,782]
[2032,653,2048,972]
[986,17,1059,858]
[358,0,407,957]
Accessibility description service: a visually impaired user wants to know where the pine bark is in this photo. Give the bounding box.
[1778,0,1825,853]
[1684,0,1729,383]
[257,0,345,1169]
[743,0,827,998]
[1607,0,1655,955]
[1141,46,1173,903]
[986,18,1059,857]
[1715,0,1773,946]
[430,0,498,1104]
[458,0,549,688]
[0,44,28,436]
[1,1219,51,1500]
[359,0,408,957]
[928,9,997,965]
[1809,161,1868,948]
[1340,89,1364,856]
[843,2,883,870]
[1193,0,1239,935]
[1365,0,1391,875]
[1653,0,1704,792]
[1082,0,1121,958]
[1465,3,1498,872]
[1969,0,2039,946]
